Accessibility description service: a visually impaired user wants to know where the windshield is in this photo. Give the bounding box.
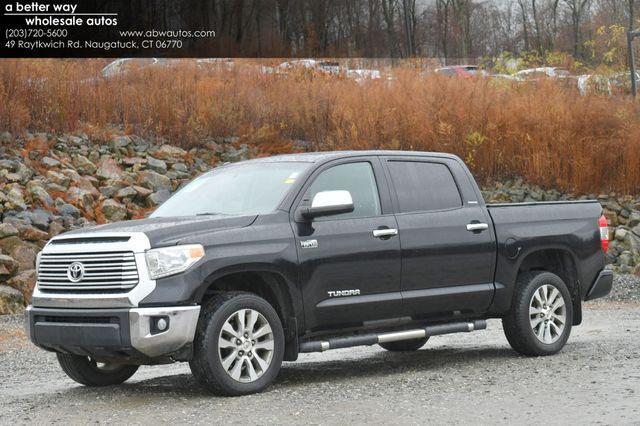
[150,162,310,218]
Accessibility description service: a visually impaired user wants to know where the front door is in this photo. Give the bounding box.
[292,158,402,331]
[382,157,496,317]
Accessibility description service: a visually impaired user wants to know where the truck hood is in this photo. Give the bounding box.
[61,215,258,247]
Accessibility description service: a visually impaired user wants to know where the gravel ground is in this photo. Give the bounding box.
[1,276,639,425]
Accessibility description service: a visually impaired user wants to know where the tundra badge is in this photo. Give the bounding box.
[327,289,361,297]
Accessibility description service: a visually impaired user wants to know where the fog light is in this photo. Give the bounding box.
[150,316,170,335]
[156,318,168,331]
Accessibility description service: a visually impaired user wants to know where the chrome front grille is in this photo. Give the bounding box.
[37,251,139,292]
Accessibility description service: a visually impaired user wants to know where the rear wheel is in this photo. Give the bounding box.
[502,271,573,356]
[379,337,429,352]
[189,292,284,396]
[56,353,139,386]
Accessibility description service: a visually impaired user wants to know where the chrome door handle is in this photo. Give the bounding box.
[373,228,398,238]
[466,223,489,232]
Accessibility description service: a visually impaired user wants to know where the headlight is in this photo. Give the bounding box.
[145,244,205,280]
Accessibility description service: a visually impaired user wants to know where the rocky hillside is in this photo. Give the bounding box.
[0,133,639,314]
[0,132,250,314]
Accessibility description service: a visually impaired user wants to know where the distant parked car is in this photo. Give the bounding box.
[435,65,486,78]
[609,72,640,95]
[346,68,382,81]
[490,73,521,81]
[261,59,344,77]
[577,74,611,96]
[515,67,570,81]
[101,58,162,78]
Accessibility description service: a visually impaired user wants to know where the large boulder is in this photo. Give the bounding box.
[115,186,138,201]
[146,157,168,173]
[46,170,70,188]
[7,269,36,303]
[0,285,24,314]
[96,157,124,181]
[18,224,49,242]
[147,190,171,207]
[132,185,153,198]
[138,170,172,192]
[6,186,27,211]
[0,236,39,271]
[56,202,81,219]
[27,183,54,209]
[72,154,97,174]
[41,156,61,168]
[16,209,52,231]
[110,135,131,149]
[155,144,187,160]
[67,187,96,212]
[101,199,127,222]
[0,223,19,239]
[0,254,19,278]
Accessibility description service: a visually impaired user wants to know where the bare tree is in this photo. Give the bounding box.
[531,0,544,54]
[401,0,417,56]
[518,0,531,51]
[451,0,473,59]
[381,0,401,57]
[435,0,452,62]
[564,0,591,58]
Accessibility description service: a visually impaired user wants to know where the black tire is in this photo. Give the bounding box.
[502,271,573,357]
[56,353,139,386]
[379,337,429,352]
[189,292,285,396]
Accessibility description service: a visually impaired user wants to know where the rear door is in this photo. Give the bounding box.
[292,157,402,331]
[382,156,496,317]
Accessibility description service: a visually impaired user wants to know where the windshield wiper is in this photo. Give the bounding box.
[196,212,227,216]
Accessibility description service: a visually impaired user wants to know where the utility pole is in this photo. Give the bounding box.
[629,30,639,97]
[630,0,638,97]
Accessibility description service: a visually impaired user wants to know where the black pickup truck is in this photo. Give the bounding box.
[26,151,613,396]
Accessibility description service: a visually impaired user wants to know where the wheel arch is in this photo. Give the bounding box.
[196,264,302,361]
[515,247,582,325]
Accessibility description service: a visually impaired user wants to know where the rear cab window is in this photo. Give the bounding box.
[386,160,462,213]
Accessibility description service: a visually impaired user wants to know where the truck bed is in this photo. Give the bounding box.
[486,199,605,312]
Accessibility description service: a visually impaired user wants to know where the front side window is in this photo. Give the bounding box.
[151,162,310,218]
[305,162,381,220]
[387,161,462,213]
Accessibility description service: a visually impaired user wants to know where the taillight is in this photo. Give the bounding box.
[598,215,609,253]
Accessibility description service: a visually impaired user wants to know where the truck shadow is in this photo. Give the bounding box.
[276,346,518,387]
[79,345,523,398]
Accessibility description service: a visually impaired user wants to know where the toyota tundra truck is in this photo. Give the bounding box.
[25,151,613,396]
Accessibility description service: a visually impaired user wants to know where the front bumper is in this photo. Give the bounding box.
[25,305,200,360]
[584,269,614,301]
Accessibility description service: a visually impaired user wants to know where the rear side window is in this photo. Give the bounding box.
[306,162,381,220]
[387,161,462,213]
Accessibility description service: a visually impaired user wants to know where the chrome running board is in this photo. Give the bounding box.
[299,320,487,353]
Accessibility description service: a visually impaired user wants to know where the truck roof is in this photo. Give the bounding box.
[241,150,461,164]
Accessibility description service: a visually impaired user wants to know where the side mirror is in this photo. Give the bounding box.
[299,190,354,220]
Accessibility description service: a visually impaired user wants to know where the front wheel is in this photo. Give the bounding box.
[502,271,573,356]
[56,353,139,386]
[189,292,285,396]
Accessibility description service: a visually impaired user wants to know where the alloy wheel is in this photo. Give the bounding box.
[218,309,275,383]
[529,284,566,344]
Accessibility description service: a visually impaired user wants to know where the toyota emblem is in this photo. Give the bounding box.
[67,262,85,282]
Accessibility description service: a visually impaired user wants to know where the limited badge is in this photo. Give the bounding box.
[300,239,318,249]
